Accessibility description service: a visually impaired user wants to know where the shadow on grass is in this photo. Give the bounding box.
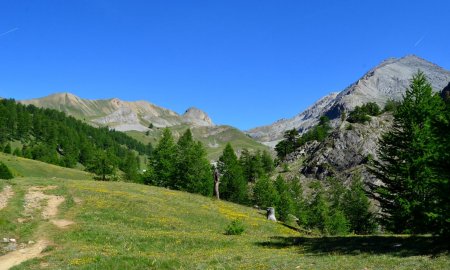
[257,235,449,257]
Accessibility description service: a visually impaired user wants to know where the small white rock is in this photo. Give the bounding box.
[28,240,35,244]
[2,238,9,243]
[9,238,16,243]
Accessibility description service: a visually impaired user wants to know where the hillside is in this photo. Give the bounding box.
[248,55,450,145]
[20,93,269,159]
[0,153,93,180]
[127,124,268,161]
[1,176,448,269]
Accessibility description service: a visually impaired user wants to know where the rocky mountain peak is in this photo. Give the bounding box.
[182,107,214,127]
[248,55,450,145]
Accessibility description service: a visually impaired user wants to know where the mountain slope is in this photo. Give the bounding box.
[20,93,268,159]
[1,177,446,269]
[248,55,450,145]
[20,93,204,131]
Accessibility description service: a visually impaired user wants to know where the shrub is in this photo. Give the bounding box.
[325,210,349,235]
[348,102,381,124]
[3,143,11,154]
[0,162,14,179]
[225,219,245,235]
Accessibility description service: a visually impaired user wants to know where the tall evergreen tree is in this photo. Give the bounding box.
[274,175,295,221]
[145,128,177,187]
[218,143,248,204]
[123,151,140,182]
[342,175,376,234]
[253,175,280,210]
[369,71,445,234]
[174,129,213,196]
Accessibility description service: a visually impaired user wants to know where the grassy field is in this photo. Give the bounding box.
[1,174,449,269]
[0,153,93,180]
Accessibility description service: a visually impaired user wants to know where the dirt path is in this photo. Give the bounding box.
[0,185,14,211]
[23,186,66,220]
[0,240,49,270]
[0,186,75,269]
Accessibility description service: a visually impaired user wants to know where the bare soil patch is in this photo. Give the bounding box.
[0,186,14,211]
[0,239,49,270]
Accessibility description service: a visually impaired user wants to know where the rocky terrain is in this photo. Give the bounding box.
[20,93,213,132]
[248,55,450,145]
[285,113,394,184]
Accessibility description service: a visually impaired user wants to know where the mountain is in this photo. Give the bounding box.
[20,93,268,160]
[20,93,212,132]
[248,55,450,145]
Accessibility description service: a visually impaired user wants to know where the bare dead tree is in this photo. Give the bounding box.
[213,165,220,200]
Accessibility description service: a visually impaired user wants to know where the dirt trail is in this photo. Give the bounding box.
[0,240,49,270]
[23,186,65,220]
[0,185,75,269]
[0,186,14,210]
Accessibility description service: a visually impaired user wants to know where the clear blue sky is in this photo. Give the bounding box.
[1,1,449,130]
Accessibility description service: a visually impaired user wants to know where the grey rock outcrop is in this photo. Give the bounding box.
[248,55,450,145]
[182,107,214,127]
[296,113,394,183]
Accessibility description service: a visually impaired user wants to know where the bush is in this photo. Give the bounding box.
[383,99,400,112]
[348,102,381,124]
[325,210,349,235]
[0,162,14,179]
[225,219,245,235]
[3,143,11,154]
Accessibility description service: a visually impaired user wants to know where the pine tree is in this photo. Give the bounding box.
[274,175,295,221]
[260,150,275,174]
[342,175,376,234]
[174,129,213,196]
[432,84,450,235]
[239,149,264,183]
[218,143,248,204]
[87,149,118,181]
[253,175,279,209]
[3,143,12,154]
[370,71,445,234]
[123,151,140,182]
[306,182,330,233]
[146,128,177,187]
[0,162,14,179]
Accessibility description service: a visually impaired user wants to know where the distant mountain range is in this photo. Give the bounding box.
[19,93,267,160]
[247,55,450,146]
[18,55,450,155]
[21,93,213,132]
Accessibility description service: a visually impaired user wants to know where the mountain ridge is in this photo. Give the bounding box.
[20,92,214,131]
[247,55,450,145]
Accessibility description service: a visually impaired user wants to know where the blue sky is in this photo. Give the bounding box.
[1,1,449,130]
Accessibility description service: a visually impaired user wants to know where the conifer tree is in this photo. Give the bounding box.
[146,128,177,187]
[0,162,13,179]
[253,175,279,209]
[174,129,213,196]
[370,71,445,234]
[123,151,140,182]
[274,175,295,221]
[218,143,248,204]
[342,175,376,234]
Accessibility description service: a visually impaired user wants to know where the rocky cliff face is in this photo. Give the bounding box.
[182,107,214,127]
[248,55,450,145]
[292,114,393,183]
[20,93,214,131]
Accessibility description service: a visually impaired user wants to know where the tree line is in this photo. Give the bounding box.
[0,99,152,181]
